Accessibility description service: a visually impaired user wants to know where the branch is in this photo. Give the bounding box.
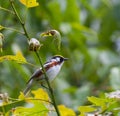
[0,6,15,14]
[3,26,24,34]
[9,0,30,40]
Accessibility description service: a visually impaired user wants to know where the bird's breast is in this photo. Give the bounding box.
[46,65,61,82]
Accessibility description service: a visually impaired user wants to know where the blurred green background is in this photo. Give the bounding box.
[0,0,120,111]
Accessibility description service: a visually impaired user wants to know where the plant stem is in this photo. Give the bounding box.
[9,0,30,40]
[35,51,60,116]
[4,26,24,34]
[9,0,60,115]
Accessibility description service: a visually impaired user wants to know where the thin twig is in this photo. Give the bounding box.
[4,26,24,34]
[0,6,15,14]
[9,97,53,104]
[8,97,19,101]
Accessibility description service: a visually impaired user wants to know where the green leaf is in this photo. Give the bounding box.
[0,100,25,113]
[40,30,61,51]
[13,100,48,116]
[78,106,96,116]
[88,96,107,110]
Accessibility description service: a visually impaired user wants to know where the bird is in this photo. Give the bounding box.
[23,55,68,95]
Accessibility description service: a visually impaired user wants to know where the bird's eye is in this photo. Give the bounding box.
[60,57,64,62]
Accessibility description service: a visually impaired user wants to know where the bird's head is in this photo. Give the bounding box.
[51,55,68,65]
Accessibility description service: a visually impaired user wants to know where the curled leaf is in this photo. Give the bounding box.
[40,30,61,51]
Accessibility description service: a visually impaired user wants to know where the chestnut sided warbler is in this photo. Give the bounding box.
[24,55,68,95]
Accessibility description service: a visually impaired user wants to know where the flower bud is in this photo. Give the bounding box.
[0,33,4,52]
[29,38,41,51]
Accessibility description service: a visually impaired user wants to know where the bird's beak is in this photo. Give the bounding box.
[64,58,69,61]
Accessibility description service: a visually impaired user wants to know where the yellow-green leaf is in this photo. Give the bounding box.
[58,105,76,116]
[14,89,49,116]
[19,0,39,8]
[0,51,27,64]
[13,101,48,116]
[78,106,96,116]
[88,96,107,110]
[32,88,50,102]
[18,92,25,100]
[0,100,25,114]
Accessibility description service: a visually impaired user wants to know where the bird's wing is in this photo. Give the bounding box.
[26,68,43,84]
[26,60,57,84]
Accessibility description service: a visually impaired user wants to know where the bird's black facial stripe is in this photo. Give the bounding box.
[60,57,64,62]
[51,55,66,63]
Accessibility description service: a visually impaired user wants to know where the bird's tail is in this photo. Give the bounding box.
[23,79,34,96]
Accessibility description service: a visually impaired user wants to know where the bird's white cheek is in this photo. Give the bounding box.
[46,65,61,82]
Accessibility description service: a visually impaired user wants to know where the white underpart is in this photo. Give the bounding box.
[46,62,63,82]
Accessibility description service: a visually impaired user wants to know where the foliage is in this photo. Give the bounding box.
[0,51,27,64]
[79,91,120,115]
[0,88,75,116]
[1,89,120,115]
[0,0,120,115]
